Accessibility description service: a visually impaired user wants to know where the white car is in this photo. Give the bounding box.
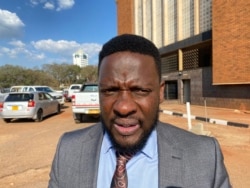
[0,91,61,123]
[0,88,9,102]
[10,85,65,106]
[66,84,82,102]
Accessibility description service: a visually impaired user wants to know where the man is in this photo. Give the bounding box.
[48,34,231,188]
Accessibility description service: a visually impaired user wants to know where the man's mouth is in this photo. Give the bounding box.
[113,119,140,136]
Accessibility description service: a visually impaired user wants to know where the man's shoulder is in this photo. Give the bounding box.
[61,123,103,143]
[156,121,215,148]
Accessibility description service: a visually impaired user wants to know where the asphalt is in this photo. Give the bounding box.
[159,101,250,128]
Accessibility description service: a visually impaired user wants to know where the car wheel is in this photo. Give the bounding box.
[57,104,61,114]
[92,114,100,119]
[35,109,43,122]
[74,114,83,123]
[74,119,81,123]
[3,118,11,123]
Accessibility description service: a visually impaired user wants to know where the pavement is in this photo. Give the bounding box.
[160,101,250,128]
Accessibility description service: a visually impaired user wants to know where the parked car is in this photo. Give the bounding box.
[0,88,10,93]
[0,91,61,123]
[72,83,99,123]
[0,88,10,102]
[10,85,64,106]
[66,84,82,102]
[62,89,69,102]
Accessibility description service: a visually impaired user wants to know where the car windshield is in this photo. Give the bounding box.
[82,85,98,92]
[71,86,80,89]
[6,93,34,102]
[35,87,53,92]
[1,88,10,93]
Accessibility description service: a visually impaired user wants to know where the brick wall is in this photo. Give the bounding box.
[212,0,250,84]
[116,0,134,35]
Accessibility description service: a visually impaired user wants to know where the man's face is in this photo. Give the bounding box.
[99,51,164,153]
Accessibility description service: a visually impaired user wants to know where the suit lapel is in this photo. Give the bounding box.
[78,123,104,188]
[157,122,184,188]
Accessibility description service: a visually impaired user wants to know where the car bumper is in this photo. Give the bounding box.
[72,107,100,114]
[0,109,36,119]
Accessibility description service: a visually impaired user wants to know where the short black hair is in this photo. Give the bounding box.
[98,34,161,82]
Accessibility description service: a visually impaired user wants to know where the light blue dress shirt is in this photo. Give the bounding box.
[97,129,158,188]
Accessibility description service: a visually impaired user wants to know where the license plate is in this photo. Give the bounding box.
[88,109,100,114]
[12,106,18,110]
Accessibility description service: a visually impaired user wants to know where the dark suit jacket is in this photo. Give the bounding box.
[48,121,231,188]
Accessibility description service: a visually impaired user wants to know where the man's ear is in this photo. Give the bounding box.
[159,81,165,103]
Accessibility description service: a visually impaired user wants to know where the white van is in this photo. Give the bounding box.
[10,85,65,106]
[67,84,82,102]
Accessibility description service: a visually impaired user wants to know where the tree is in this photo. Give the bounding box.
[0,65,58,88]
[79,65,98,83]
[0,63,98,89]
[42,63,81,86]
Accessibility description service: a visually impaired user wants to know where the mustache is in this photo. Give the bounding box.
[111,115,142,126]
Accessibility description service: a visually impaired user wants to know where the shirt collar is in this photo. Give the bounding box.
[102,128,157,159]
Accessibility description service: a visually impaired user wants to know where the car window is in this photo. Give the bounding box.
[35,87,53,92]
[23,87,29,92]
[6,93,34,102]
[44,93,53,100]
[0,88,10,93]
[82,85,98,92]
[38,93,45,100]
[10,87,23,92]
[71,86,80,89]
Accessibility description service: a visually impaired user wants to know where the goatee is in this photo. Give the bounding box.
[101,112,159,154]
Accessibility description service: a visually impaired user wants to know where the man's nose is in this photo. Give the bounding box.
[113,90,137,117]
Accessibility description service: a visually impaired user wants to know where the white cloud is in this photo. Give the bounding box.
[0,39,45,61]
[56,0,75,11]
[0,9,25,39]
[9,40,26,48]
[44,2,55,10]
[0,39,101,66]
[29,0,75,11]
[80,43,102,59]
[31,39,80,53]
[30,0,40,6]
[31,39,102,64]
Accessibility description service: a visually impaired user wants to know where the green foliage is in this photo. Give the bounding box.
[42,63,81,86]
[79,65,98,83]
[0,64,58,88]
[0,63,98,89]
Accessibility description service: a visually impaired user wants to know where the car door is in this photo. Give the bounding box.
[44,92,57,114]
[38,92,50,116]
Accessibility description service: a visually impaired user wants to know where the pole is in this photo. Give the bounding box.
[186,102,192,130]
[204,98,208,124]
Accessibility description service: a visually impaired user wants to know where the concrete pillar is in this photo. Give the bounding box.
[194,0,199,35]
[177,0,183,41]
[178,49,183,71]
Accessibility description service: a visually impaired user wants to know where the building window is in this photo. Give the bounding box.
[165,81,178,100]
[161,54,178,73]
[183,49,199,70]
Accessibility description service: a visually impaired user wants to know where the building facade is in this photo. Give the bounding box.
[72,49,88,68]
[116,0,250,110]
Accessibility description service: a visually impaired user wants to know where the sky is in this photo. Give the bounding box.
[0,0,117,68]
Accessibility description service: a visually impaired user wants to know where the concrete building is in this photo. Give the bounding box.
[72,49,88,68]
[116,0,250,110]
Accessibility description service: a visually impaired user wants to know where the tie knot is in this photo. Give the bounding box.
[116,152,133,164]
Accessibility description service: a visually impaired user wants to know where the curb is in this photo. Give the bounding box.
[160,109,249,128]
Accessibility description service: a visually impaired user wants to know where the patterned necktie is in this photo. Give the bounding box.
[110,152,133,188]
